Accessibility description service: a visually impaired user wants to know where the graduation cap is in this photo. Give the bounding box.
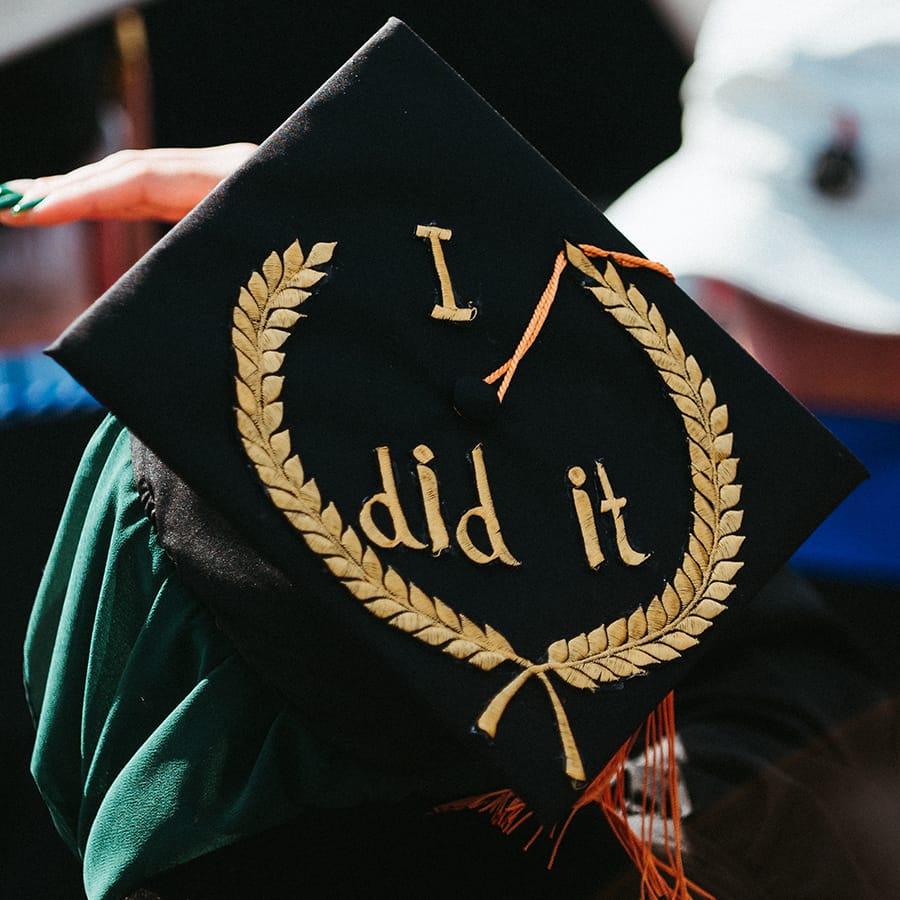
[49,15,864,859]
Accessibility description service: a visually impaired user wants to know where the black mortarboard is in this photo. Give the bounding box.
[49,19,865,825]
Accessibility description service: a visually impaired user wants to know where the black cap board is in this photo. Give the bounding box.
[49,18,866,821]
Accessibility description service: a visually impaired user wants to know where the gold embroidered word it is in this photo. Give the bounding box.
[231,238,745,784]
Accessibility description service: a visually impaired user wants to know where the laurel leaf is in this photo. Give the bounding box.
[683,415,708,447]
[645,348,682,374]
[600,260,624,294]
[682,551,703,589]
[695,493,717,530]
[640,642,682,662]
[694,598,727,619]
[672,392,703,420]
[286,267,326,290]
[406,582,435,617]
[325,553,361,580]
[716,457,739,486]
[367,597,408,620]
[711,404,729,435]
[647,303,667,339]
[587,626,608,653]
[699,378,717,413]
[411,624,457,646]
[254,465,280,490]
[306,241,337,268]
[692,512,714,551]
[304,529,341,557]
[713,433,734,460]
[235,406,264,443]
[661,583,682,619]
[262,375,284,404]
[321,501,342,537]
[234,378,257,416]
[361,546,383,583]
[646,595,668,630]
[262,250,283,291]
[547,639,569,664]
[349,579,385,601]
[568,633,590,661]
[692,469,717,505]
[661,371,693,397]
[262,350,286,374]
[267,485,309,513]
[609,306,648,332]
[666,329,686,363]
[282,240,304,273]
[235,347,258,382]
[444,639,482,660]
[688,534,710,569]
[238,286,261,319]
[383,565,408,602]
[233,304,255,336]
[705,581,737,602]
[484,624,516,656]
[659,631,699,651]
[688,438,713,478]
[261,328,291,351]
[268,287,311,310]
[626,283,649,316]
[262,401,284,434]
[564,241,601,281]
[684,355,702,390]
[391,611,428,633]
[710,560,743,582]
[714,534,745,561]
[622,648,660,669]
[628,606,648,640]
[283,454,305,487]
[607,617,628,647]
[468,651,507,671]
[680,615,715,636]
[341,526,363,563]
[240,434,271,467]
[248,271,268,304]
[588,285,621,308]
[719,510,743,536]
[434,596,462,631]
[674,568,694,604]
[267,308,302,330]
[232,327,258,363]
[558,666,597,691]
[603,656,644,679]
[269,429,291,465]
[719,484,743,508]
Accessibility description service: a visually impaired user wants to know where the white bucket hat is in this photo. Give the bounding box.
[606,0,900,335]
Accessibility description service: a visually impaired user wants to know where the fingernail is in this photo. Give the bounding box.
[11,197,44,213]
[0,184,17,196]
[0,192,23,209]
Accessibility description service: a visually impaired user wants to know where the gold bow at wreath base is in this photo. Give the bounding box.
[231,238,744,785]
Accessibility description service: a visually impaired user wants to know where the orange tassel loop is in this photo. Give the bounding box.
[484,243,674,404]
[437,691,713,900]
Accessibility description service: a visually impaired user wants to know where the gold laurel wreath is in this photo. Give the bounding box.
[232,238,744,784]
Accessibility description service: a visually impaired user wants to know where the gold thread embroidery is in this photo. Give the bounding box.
[232,239,744,786]
[416,224,477,322]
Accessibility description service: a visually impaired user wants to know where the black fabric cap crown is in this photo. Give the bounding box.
[50,19,865,820]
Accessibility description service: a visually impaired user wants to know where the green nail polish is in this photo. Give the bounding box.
[0,192,23,209]
[11,197,44,213]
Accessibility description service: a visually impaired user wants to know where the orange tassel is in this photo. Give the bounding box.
[437,692,714,900]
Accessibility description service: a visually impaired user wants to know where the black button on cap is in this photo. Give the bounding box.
[453,375,500,424]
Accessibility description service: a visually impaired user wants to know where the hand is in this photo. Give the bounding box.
[0,143,257,226]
